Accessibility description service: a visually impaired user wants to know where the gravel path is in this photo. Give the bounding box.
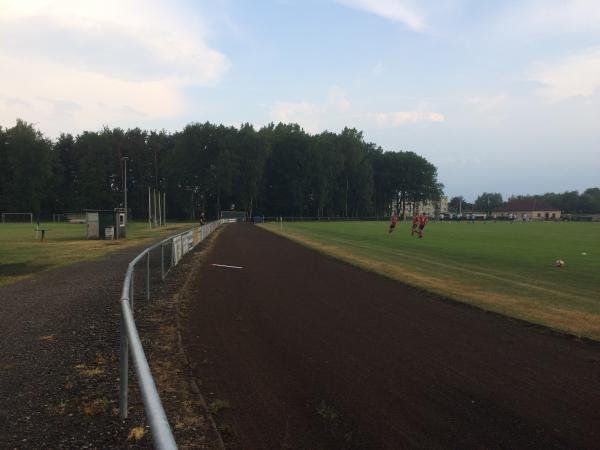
[182,223,600,449]
[0,236,219,449]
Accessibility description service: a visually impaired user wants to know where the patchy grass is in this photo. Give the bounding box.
[316,400,339,421]
[138,229,226,449]
[0,221,196,286]
[74,363,105,377]
[261,220,600,340]
[47,400,68,415]
[175,415,204,430]
[0,362,16,372]
[208,399,230,416]
[127,426,147,441]
[81,397,109,416]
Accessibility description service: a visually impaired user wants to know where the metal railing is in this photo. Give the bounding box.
[119,219,226,449]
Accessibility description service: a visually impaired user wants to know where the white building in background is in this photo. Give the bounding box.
[400,196,448,217]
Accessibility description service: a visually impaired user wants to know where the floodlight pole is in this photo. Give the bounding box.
[122,157,129,226]
[153,189,158,227]
[163,192,166,226]
[158,191,162,227]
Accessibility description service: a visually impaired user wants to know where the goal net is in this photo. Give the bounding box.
[66,212,86,224]
[1,212,33,223]
[221,210,246,222]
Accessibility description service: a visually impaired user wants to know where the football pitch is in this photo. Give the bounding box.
[262,220,600,340]
[0,221,194,286]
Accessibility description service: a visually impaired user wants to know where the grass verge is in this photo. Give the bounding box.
[0,221,197,286]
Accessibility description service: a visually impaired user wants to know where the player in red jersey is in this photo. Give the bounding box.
[417,214,428,238]
[388,214,398,234]
[411,212,419,236]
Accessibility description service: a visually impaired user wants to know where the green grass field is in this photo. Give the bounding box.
[262,220,600,340]
[0,221,195,286]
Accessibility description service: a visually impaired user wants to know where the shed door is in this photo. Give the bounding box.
[87,212,99,239]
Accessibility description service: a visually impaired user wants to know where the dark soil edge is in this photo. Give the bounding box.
[262,226,600,348]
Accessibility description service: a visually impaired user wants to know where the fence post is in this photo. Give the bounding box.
[130,268,134,314]
[146,252,150,301]
[161,243,165,281]
[119,305,129,418]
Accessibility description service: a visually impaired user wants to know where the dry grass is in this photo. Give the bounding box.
[0,222,194,287]
[127,426,147,441]
[0,362,16,371]
[81,397,109,416]
[74,363,105,377]
[138,227,225,449]
[48,401,67,415]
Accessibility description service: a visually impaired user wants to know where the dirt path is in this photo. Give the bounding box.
[182,223,600,449]
[0,234,219,449]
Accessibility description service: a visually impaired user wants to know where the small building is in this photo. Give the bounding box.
[493,199,561,220]
[403,196,448,217]
[85,208,127,239]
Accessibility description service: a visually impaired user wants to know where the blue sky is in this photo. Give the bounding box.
[1,0,599,201]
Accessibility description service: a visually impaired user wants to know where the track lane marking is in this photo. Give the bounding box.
[211,263,243,270]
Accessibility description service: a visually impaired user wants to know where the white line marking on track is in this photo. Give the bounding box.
[211,264,243,270]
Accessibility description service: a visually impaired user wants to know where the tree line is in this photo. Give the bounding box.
[449,189,600,215]
[0,120,443,220]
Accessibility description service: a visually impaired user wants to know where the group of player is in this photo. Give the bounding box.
[388,211,429,238]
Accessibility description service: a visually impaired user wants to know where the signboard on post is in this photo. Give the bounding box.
[172,236,183,266]
[182,230,194,254]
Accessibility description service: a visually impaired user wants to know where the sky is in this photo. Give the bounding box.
[1,0,599,201]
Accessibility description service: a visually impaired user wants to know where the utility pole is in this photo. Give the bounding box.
[122,157,129,225]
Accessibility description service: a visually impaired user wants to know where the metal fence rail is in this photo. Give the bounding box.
[119,219,226,450]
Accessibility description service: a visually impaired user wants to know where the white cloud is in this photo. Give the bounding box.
[270,86,352,132]
[271,101,320,133]
[499,0,600,36]
[334,0,426,31]
[271,101,318,122]
[327,86,351,112]
[270,89,444,133]
[0,0,229,135]
[530,47,600,102]
[368,110,445,126]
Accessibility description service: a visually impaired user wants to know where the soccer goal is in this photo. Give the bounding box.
[1,212,33,223]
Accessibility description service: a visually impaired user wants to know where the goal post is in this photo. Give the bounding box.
[53,213,67,223]
[1,212,33,223]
